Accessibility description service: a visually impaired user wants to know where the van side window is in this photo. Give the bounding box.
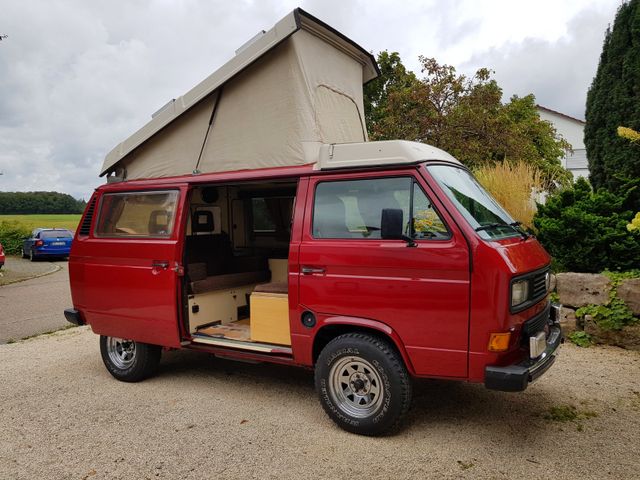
[412,182,450,239]
[96,191,179,238]
[313,178,449,240]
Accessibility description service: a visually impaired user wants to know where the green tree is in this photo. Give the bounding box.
[585,0,640,191]
[365,54,571,188]
[0,191,85,214]
[363,51,419,136]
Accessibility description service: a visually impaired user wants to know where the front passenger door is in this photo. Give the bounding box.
[297,172,470,378]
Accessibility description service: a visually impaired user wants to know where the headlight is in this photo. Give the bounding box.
[511,279,530,307]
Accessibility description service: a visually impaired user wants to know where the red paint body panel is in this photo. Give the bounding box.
[296,170,470,378]
[69,162,552,384]
[69,186,188,348]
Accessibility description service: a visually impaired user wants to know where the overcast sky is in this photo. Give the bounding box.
[0,0,620,199]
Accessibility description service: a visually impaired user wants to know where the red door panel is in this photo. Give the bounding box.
[71,188,186,348]
[297,172,470,378]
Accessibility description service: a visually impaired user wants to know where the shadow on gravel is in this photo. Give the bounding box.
[154,347,558,439]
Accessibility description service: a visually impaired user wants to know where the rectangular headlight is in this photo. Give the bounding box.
[511,279,530,307]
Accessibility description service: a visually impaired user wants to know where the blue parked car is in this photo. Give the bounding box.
[22,228,74,261]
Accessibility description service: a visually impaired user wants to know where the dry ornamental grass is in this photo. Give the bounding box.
[474,160,543,230]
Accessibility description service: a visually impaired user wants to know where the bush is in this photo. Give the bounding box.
[0,221,30,255]
[474,160,543,229]
[533,177,640,272]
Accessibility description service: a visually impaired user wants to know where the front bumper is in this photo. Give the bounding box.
[485,305,562,392]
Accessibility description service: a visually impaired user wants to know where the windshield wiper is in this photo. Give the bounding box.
[475,222,529,240]
[509,221,531,240]
[474,223,506,232]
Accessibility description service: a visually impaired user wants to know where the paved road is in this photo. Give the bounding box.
[0,260,71,343]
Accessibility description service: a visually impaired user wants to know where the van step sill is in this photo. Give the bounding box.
[191,333,293,355]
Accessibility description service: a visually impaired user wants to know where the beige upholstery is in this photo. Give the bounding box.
[191,270,270,295]
[253,282,288,295]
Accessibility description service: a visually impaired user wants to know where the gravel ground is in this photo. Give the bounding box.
[1,327,639,479]
[0,255,61,286]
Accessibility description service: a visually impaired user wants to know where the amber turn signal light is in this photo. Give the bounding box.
[488,332,511,352]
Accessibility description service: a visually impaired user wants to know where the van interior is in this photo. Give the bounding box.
[183,181,296,352]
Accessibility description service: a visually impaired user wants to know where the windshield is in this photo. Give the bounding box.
[426,165,518,240]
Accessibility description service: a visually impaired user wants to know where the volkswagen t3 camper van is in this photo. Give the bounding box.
[66,141,561,436]
[65,9,560,435]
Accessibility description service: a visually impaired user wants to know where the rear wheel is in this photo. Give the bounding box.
[315,333,412,436]
[21,248,28,259]
[29,249,36,262]
[100,335,162,382]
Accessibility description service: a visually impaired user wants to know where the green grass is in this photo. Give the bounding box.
[0,214,81,232]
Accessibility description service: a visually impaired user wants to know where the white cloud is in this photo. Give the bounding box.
[0,0,619,199]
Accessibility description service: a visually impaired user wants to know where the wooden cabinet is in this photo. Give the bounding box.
[250,292,291,345]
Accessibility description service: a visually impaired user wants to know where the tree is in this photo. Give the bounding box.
[364,54,571,188]
[585,0,640,192]
[363,51,419,136]
[0,191,85,214]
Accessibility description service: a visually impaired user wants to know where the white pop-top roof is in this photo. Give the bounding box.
[316,140,460,170]
[101,8,379,180]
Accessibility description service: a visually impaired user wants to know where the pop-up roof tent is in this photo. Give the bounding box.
[100,8,379,181]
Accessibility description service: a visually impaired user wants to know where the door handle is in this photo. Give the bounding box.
[151,260,170,269]
[301,266,325,275]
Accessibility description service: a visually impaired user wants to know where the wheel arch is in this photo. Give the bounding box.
[311,316,416,376]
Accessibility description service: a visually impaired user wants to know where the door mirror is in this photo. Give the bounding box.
[381,208,417,247]
[381,209,404,239]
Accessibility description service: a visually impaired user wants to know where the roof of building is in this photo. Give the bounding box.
[536,105,585,125]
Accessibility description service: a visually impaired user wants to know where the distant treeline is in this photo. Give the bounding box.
[0,191,86,214]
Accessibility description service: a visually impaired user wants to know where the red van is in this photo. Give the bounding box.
[65,140,561,435]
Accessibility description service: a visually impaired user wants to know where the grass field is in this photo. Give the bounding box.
[0,214,82,231]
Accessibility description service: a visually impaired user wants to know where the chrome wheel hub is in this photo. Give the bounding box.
[329,356,384,418]
[106,337,136,369]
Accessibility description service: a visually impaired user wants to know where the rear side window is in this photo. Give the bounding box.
[313,177,449,240]
[96,191,179,238]
[41,230,73,239]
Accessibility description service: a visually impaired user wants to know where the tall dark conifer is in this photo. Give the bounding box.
[585,0,640,191]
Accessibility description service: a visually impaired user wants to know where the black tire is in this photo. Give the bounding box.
[21,248,28,259]
[315,333,412,436]
[99,335,162,382]
[29,249,36,262]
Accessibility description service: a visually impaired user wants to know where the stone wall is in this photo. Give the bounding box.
[554,273,640,350]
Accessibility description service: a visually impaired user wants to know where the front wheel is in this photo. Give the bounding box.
[99,336,162,382]
[315,333,412,436]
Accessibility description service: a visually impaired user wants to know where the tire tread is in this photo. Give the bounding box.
[315,332,412,436]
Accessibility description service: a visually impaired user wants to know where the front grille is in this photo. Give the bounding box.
[531,270,548,302]
[522,303,550,335]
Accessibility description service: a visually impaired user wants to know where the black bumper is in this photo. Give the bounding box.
[64,308,85,326]
[485,306,562,392]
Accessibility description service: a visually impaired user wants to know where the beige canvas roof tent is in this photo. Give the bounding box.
[101,8,379,181]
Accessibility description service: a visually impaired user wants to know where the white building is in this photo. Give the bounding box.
[537,105,589,180]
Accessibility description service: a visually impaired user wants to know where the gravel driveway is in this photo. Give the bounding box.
[1,327,638,479]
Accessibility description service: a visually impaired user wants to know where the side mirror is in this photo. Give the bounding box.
[381,208,417,247]
[381,208,403,239]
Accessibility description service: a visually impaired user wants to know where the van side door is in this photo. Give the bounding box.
[74,187,187,347]
[297,170,470,378]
